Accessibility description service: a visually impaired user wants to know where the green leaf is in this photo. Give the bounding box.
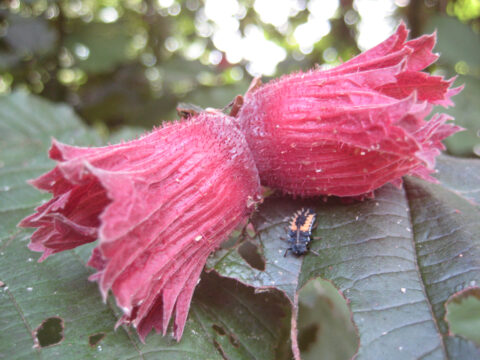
[2,92,480,359]
[434,155,480,204]
[0,92,290,359]
[190,272,291,360]
[208,155,480,359]
[297,279,358,360]
[0,92,100,235]
[446,288,480,345]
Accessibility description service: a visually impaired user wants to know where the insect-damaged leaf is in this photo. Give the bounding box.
[0,92,289,360]
[445,288,480,345]
[207,155,480,359]
[1,91,480,360]
[207,198,308,303]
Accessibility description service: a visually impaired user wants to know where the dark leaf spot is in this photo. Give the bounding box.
[213,339,228,360]
[228,333,240,348]
[89,333,106,347]
[34,317,64,348]
[238,241,265,271]
[212,324,226,336]
[298,323,319,352]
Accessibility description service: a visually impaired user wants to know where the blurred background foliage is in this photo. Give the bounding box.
[0,0,479,155]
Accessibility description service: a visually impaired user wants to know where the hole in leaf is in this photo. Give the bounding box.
[220,229,242,249]
[297,278,358,359]
[212,324,226,336]
[212,324,239,347]
[89,333,106,347]
[238,241,265,271]
[245,222,256,238]
[446,287,480,345]
[35,317,64,348]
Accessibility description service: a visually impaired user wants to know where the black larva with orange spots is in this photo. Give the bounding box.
[284,208,317,257]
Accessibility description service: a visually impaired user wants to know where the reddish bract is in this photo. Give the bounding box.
[236,23,463,197]
[19,23,463,344]
[20,112,262,341]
